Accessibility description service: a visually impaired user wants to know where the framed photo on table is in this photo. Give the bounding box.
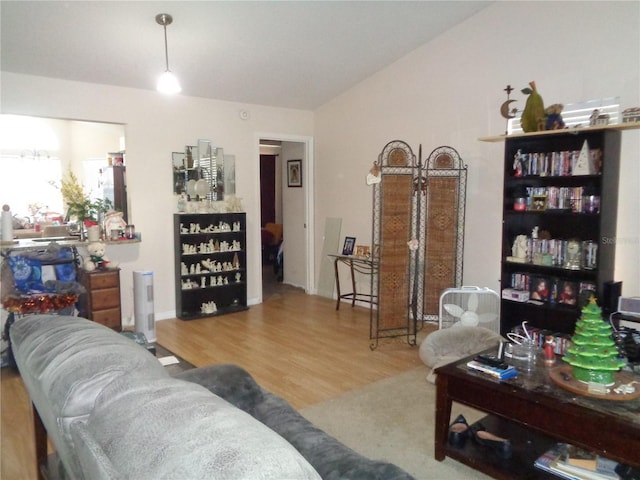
[287,159,302,187]
[342,237,355,255]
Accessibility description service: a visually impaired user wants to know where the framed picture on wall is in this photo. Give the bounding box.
[287,159,302,187]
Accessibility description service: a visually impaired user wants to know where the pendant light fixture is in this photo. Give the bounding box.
[155,13,181,94]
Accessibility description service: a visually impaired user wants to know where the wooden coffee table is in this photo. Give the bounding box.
[434,350,640,479]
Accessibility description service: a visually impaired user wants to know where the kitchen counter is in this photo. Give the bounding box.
[1,237,141,251]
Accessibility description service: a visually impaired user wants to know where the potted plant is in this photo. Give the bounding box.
[60,171,114,239]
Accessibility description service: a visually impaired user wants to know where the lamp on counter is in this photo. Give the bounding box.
[155,13,181,94]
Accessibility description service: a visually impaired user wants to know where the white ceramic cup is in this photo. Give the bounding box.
[87,225,101,242]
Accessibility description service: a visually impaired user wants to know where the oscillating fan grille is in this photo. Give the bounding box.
[439,287,500,333]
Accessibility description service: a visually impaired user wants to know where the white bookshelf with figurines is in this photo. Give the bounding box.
[173,212,247,319]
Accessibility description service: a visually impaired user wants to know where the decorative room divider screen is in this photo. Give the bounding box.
[370,141,467,349]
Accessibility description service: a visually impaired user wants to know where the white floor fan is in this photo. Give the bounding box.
[439,286,500,333]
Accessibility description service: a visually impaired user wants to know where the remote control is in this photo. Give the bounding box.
[474,354,509,370]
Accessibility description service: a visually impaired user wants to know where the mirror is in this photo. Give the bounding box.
[0,114,128,235]
[172,139,235,201]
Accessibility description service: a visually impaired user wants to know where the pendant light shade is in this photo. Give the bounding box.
[157,71,181,95]
[156,13,181,94]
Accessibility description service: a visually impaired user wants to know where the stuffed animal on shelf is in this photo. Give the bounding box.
[84,241,116,271]
[544,103,566,130]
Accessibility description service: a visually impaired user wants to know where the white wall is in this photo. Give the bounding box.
[315,1,640,298]
[1,74,314,324]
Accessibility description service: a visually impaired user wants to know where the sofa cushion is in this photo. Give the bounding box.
[81,371,321,479]
[178,364,415,480]
[175,363,264,416]
[254,389,415,480]
[10,315,169,479]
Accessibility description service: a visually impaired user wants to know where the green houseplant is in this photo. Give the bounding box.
[65,197,114,225]
[59,171,114,238]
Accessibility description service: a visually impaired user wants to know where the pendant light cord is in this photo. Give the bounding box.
[155,13,180,93]
[163,24,170,71]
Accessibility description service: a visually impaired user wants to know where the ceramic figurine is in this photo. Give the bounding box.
[543,335,556,366]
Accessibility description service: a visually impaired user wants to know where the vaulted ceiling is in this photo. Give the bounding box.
[1,1,491,110]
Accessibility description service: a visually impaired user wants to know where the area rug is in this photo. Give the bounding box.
[300,365,492,480]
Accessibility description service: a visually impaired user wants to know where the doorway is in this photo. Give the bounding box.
[257,134,314,302]
[260,151,282,298]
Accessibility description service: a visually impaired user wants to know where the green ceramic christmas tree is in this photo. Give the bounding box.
[563,297,625,385]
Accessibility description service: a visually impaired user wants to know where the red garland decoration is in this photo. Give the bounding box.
[2,294,79,314]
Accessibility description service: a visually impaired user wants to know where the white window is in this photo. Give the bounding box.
[508,97,620,135]
[0,153,64,221]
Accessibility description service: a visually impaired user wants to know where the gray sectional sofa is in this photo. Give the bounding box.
[10,314,414,479]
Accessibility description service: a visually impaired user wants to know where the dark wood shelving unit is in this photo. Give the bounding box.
[173,212,247,320]
[498,128,622,336]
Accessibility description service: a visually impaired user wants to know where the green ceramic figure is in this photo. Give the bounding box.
[563,297,625,385]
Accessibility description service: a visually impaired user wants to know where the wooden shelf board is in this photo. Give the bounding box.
[479,121,640,142]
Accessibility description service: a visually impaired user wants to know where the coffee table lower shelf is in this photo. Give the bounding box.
[435,350,640,479]
[444,414,560,480]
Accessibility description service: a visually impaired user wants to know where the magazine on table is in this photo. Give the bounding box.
[534,443,578,480]
[534,443,619,480]
[465,360,519,380]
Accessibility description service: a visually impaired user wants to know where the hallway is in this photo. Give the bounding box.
[262,260,301,302]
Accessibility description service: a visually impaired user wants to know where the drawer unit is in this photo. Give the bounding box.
[91,308,122,330]
[78,268,122,331]
[84,271,119,290]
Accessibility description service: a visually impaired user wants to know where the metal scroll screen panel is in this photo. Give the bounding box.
[370,140,419,348]
[379,174,413,330]
[423,148,467,319]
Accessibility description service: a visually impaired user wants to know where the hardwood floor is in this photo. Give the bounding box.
[1,288,432,479]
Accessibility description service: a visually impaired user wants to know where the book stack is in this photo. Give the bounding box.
[466,360,518,380]
[534,443,620,480]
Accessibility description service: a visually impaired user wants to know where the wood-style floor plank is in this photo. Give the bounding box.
[1,287,432,479]
[157,287,430,409]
